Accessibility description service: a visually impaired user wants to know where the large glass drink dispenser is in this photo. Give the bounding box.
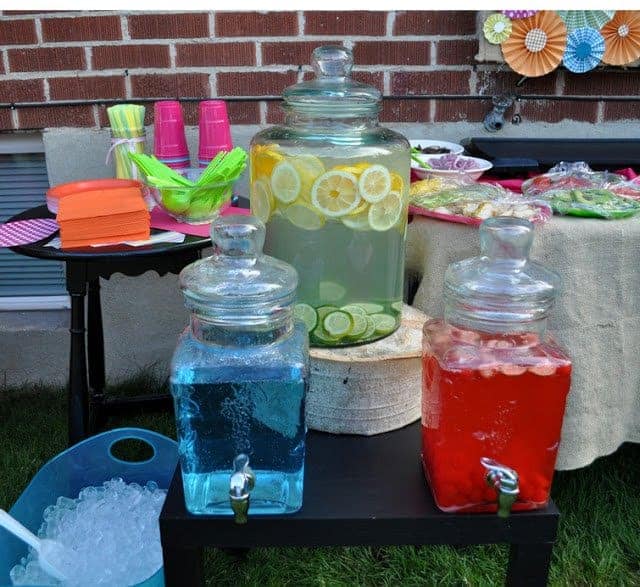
[422,218,572,516]
[250,45,410,347]
[171,215,308,522]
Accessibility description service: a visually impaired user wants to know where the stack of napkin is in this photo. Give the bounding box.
[56,186,150,248]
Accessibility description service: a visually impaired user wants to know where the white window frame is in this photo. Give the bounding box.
[0,133,70,311]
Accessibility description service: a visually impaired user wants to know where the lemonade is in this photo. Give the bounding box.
[251,143,409,347]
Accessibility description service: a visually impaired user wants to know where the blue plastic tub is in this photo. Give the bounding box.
[0,428,178,587]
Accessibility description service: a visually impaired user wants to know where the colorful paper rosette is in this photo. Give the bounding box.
[484,13,513,45]
[601,11,640,66]
[502,11,568,77]
[502,10,537,20]
[557,10,614,31]
[563,27,605,73]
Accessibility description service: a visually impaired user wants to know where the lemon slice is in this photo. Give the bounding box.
[390,172,405,193]
[271,160,301,204]
[311,170,361,217]
[250,179,274,224]
[358,164,392,203]
[323,311,353,338]
[293,303,318,333]
[252,145,285,178]
[334,164,365,175]
[342,209,371,231]
[284,203,325,231]
[292,154,325,179]
[371,313,397,335]
[368,190,403,232]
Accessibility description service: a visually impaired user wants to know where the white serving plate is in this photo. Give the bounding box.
[409,139,464,156]
[411,154,493,182]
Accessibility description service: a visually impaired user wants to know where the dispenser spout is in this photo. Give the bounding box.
[480,457,519,518]
[229,454,255,524]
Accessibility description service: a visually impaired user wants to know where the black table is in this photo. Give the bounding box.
[8,205,211,445]
[160,422,559,586]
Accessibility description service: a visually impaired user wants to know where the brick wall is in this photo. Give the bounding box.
[0,10,637,131]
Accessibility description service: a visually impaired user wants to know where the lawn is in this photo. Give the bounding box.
[1,377,638,586]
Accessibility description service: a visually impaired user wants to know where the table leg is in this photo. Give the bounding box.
[506,542,554,587]
[87,278,106,433]
[162,546,203,587]
[67,280,89,445]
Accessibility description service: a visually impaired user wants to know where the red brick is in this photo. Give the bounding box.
[49,76,125,101]
[8,47,85,72]
[131,73,210,99]
[353,41,429,66]
[176,42,255,67]
[394,11,476,35]
[128,13,208,39]
[0,108,14,130]
[380,99,430,123]
[266,101,286,125]
[18,105,95,129]
[227,101,261,125]
[0,79,45,102]
[519,100,599,123]
[263,41,329,66]
[218,71,296,97]
[437,39,478,65]
[41,15,121,42]
[564,71,639,96]
[603,102,640,121]
[92,44,170,70]
[392,71,470,95]
[434,98,491,123]
[215,12,297,37]
[0,18,37,45]
[304,11,385,36]
[475,70,557,96]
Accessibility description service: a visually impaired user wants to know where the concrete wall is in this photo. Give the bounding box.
[2,119,639,386]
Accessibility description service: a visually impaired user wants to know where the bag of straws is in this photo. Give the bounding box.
[107,104,146,180]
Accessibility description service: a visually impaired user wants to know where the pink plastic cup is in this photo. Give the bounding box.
[198,100,233,168]
[154,101,190,169]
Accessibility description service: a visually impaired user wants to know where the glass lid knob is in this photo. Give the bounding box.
[211,215,265,259]
[312,45,353,78]
[479,217,534,262]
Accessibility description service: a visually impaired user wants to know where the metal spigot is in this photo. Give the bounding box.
[483,95,515,133]
[480,457,519,518]
[229,454,255,525]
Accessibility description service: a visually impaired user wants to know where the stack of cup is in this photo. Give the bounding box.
[153,101,190,170]
[198,100,233,168]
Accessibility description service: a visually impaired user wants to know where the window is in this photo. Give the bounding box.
[0,134,69,310]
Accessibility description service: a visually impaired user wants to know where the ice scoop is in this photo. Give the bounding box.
[0,508,73,581]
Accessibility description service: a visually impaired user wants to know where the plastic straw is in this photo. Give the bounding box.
[107,104,146,180]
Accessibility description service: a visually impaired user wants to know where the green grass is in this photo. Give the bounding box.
[1,379,639,586]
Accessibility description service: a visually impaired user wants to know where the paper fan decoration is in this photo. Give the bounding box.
[484,13,513,45]
[557,11,614,31]
[601,11,640,65]
[563,27,605,73]
[502,11,568,77]
[503,10,537,20]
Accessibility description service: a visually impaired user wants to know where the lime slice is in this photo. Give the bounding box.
[284,203,325,230]
[293,303,318,333]
[346,313,368,338]
[342,209,371,231]
[311,170,361,217]
[319,281,346,304]
[311,326,340,345]
[356,302,385,315]
[316,305,339,321]
[368,190,403,232]
[271,160,301,204]
[371,313,397,335]
[391,301,404,313]
[358,164,392,203]
[361,316,377,340]
[250,179,274,223]
[323,311,353,338]
[340,304,367,317]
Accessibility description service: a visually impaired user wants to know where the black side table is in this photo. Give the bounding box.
[160,422,560,587]
[8,205,211,445]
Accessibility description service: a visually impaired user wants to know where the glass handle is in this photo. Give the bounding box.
[480,457,519,518]
[311,45,354,78]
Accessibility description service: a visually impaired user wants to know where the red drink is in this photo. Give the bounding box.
[421,321,571,513]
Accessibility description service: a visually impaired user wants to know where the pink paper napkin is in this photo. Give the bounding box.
[0,218,59,247]
[150,205,250,237]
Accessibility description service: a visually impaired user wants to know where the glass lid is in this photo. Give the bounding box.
[282,45,382,117]
[179,215,298,322]
[443,217,561,333]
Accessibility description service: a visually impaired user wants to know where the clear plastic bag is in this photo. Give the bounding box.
[409,181,552,226]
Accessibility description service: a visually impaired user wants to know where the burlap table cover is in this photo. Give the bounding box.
[406,214,640,471]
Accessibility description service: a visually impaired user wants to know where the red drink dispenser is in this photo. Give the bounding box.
[421,217,571,516]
